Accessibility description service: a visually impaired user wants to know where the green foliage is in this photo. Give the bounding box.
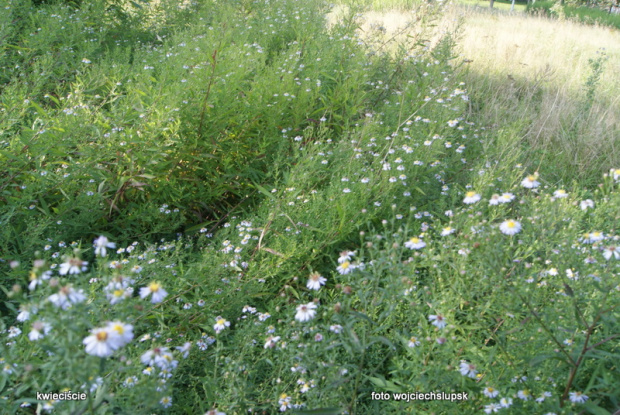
[527,1,620,30]
[0,0,619,413]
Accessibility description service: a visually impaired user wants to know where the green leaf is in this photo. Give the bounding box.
[582,402,611,415]
[252,182,277,201]
[368,335,396,351]
[348,310,376,325]
[29,102,48,117]
[529,354,569,367]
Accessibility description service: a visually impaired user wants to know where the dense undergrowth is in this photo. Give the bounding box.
[0,0,618,414]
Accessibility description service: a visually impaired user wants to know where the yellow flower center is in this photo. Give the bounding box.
[111,324,124,334]
[410,237,420,244]
[149,282,161,292]
[465,191,476,197]
[113,289,124,297]
[217,319,225,326]
[96,331,108,342]
[341,261,350,269]
[507,221,515,228]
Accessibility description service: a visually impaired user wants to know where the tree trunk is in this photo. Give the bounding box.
[490,0,495,8]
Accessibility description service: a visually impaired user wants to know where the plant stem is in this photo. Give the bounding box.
[198,47,220,140]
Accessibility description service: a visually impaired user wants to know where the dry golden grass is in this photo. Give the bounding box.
[452,6,620,180]
[326,3,449,50]
[328,3,620,182]
[453,6,620,95]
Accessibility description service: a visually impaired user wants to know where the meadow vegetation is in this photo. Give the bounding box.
[527,1,620,30]
[0,0,619,414]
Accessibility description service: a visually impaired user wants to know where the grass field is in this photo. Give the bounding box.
[454,4,620,185]
[1,0,619,414]
[329,2,620,184]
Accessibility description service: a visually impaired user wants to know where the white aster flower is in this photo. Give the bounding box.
[586,231,605,243]
[499,397,513,408]
[553,189,568,198]
[459,361,477,378]
[17,304,37,322]
[139,282,168,303]
[521,173,540,188]
[580,199,594,210]
[28,321,51,341]
[603,246,619,260]
[106,321,134,347]
[123,376,138,388]
[336,261,354,275]
[83,327,117,357]
[569,391,588,404]
[463,191,481,204]
[160,396,172,408]
[242,305,257,314]
[483,387,499,398]
[488,194,501,206]
[105,284,134,305]
[329,324,343,334]
[338,251,354,264]
[176,342,192,358]
[500,220,521,236]
[278,393,292,411]
[213,316,230,334]
[47,285,86,310]
[59,257,88,275]
[536,391,552,402]
[264,335,281,349]
[93,236,116,257]
[404,236,426,250]
[8,326,22,338]
[408,336,420,347]
[141,347,175,369]
[440,226,455,236]
[517,389,532,401]
[500,192,515,203]
[306,272,326,291]
[295,302,317,322]
[484,403,501,414]
[428,314,447,329]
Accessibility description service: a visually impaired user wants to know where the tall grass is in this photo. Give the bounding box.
[451,5,620,185]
